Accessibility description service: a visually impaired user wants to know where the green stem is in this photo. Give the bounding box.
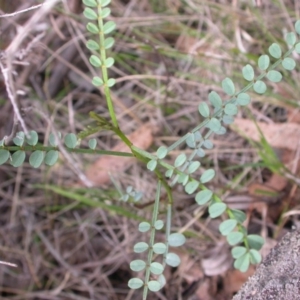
[143,180,162,300]
[97,3,118,128]
[0,145,133,157]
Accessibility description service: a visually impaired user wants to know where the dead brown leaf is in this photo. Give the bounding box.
[232,119,300,151]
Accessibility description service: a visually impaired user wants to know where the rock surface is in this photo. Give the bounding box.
[232,230,300,300]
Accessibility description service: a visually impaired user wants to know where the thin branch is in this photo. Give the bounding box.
[0,4,44,18]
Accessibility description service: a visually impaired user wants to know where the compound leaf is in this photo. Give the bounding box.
[269,43,282,58]
[166,252,181,267]
[11,150,25,167]
[195,189,213,205]
[219,219,238,236]
[242,64,254,81]
[0,149,10,165]
[168,233,186,247]
[148,280,161,292]
[227,231,244,246]
[198,102,210,118]
[128,278,143,289]
[150,262,164,275]
[200,169,215,183]
[222,77,235,95]
[64,133,77,149]
[26,130,38,146]
[258,54,270,70]
[44,150,59,166]
[267,70,282,83]
[208,202,227,218]
[130,260,146,272]
[253,80,267,94]
[282,57,296,70]
[185,180,199,194]
[29,150,44,168]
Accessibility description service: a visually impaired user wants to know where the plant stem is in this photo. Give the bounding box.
[97,3,118,128]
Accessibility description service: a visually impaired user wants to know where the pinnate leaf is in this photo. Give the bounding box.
[178,173,189,185]
[195,189,213,205]
[128,278,143,289]
[150,262,164,275]
[134,242,149,253]
[208,91,222,108]
[185,180,199,194]
[231,246,247,259]
[200,169,215,183]
[104,37,115,49]
[247,234,264,250]
[0,149,9,165]
[295,43,300,54]
[207,118,221,132]
[83,0,97,7]
[89,55,102,67]
[101,0,111,7]
[13,131,25,146]
[249,249,262,264]
[101,7,111,18]
[198,102,210,118]
[88,138,97,149]
[103,21,116,34]
[174,153,187,168]
[11,150,25,167]
[154,220,164,230]
[105,57,114,68]
[86,39,99,50]
[166,252,181,267]
[203,139,213,149]
[269,43,282,58]
[138,222,150,232]
[242,64,254,81]
[165,169,174,178]
[295,20,300,35]
[157,146,168,159]
[219,219,237,236]
[107,78,116,87]
[234,253,250,272]
[64,133,77,148]
[222,77,235,95]
[267,70,282,83]
[92,76,103,86]
[224,103,238,116]
[227,231,244,246]
[237,93,250,106]
[148,280,161,292]
[282,57,296,70]
[26,130,38,146]
[147,159,157,171]
[130,260,146,272]
[86,22,99,34]
[253,80,267,94]
[258,54,270,70]
[208,202,227,218]
[187,161,200,174]
[45,150,59,166]
[168,233,186,247]
[83,7,97,20]
[29,151,44,168]
[285,32,296,46]
[153,242,167,254]
[231,209,246,223]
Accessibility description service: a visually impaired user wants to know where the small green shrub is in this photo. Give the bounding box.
[1,1,300,299]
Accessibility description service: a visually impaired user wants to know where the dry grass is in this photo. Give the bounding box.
[0,0,300,299]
